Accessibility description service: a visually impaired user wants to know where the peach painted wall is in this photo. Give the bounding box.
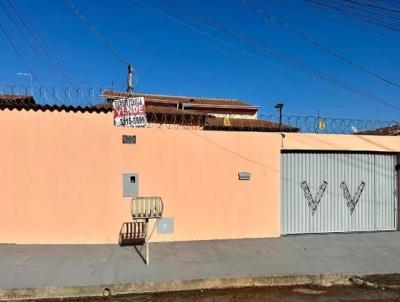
[0,109,399,244]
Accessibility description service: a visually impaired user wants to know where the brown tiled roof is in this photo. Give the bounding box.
[146,106,209,116]
[102,90,255,107]
[0,94,35,106]
[357,125,400,136]
[205,117,299,132]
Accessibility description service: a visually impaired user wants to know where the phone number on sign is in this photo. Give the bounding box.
[116,115,147,127]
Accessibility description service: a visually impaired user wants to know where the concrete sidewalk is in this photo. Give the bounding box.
[1,232,400,299]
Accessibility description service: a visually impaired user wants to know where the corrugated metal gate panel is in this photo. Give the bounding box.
[375,154,397,230]
[281,152,397,234]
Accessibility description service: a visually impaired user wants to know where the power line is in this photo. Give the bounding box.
[340,0,400,22]
[5,0,79,85]
[379,0,400,11]
[1,1,72,87]
[165,0,400,112]
[1,0,93,105]
[130,0,302,78]
[343,0,400,15]
[336,0,400,24]
[0,21,39,81]
[0,20,64,104]
[268,0,400,41]
[0,4,43,63]
[64,0,130,66]
[131,0,236,52]
[305,0,400,33]
[242,0,400,89]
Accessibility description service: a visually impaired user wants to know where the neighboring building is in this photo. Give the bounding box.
[102,91,260,119]
[101,90,298,132]
[358,125,400,136]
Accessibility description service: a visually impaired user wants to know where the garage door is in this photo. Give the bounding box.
[281,152,397,234]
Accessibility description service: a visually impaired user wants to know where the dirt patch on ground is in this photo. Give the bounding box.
[362,274,400,287]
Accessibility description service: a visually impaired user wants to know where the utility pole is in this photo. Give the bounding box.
[127,65,133,94]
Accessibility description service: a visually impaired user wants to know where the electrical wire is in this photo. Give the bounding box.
[0,20,63,104]
[242,0,400,89]
[340,0,400,22]
[130,0,301,83]
[268,0,400,41]
[343,0,400,15]
[5,0,79,86]
[1,4,44,65]
[1,0,93,105]
[305,0,400,33]
[1,1,73,93]
[165,0,400,112]
[131,0,236,51]
[0,21,38,81]
[64,0,130,66]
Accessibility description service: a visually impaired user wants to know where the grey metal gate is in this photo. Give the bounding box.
[281,152,397,234]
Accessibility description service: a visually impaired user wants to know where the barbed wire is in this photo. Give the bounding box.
[136,110,400,136]
[0,84,107,106]
[276,114,399,135]
[0,85,398,135]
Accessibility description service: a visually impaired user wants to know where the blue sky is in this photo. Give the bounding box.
[0,0,399,120]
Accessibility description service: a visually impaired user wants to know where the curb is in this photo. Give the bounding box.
[0,273,352,301]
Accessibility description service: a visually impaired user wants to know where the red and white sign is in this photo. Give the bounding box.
[113,97,147,127]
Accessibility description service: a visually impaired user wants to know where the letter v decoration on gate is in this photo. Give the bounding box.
[300,181,328,215]
[340,181,366,215]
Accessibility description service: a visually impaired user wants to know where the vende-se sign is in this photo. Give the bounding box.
[113,97,147,127]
